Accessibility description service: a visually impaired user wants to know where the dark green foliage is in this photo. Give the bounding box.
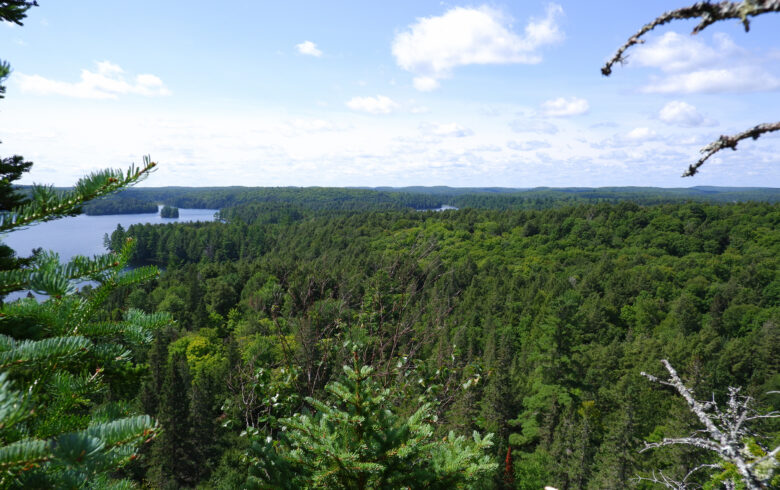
[0,153,170,487]
[60,185,780,219]
[246,360,497,489]
[0,155,33,274]
[113,198,778,487]
[160,205,179,218]
[0,156,32,212]
[83,197,158,216]
[151,353,195,488]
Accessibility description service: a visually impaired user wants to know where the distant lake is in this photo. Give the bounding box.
[1,208,218,301]
[417,205,458,212]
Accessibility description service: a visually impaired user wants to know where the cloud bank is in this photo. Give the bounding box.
[346,95,398,114]
[633,32,780,94]
[15,61,170,99]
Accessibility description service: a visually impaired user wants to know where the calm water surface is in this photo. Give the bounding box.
[3,208,218,261]
[1,208,218,301]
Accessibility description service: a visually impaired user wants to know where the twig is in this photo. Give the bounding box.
[684,121,780,176]
[602,1,780,77]
[639,359,779,489]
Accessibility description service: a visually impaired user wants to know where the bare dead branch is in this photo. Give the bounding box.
[635,463,724,489]
[641,436,721,453]
[683,121,780,176]
[602,1,780,77]
[640,359,779,489]
[602,1,780,177]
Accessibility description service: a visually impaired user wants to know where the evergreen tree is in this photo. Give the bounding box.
[0,155,33,275]
[160,205,179,219]
[0,1,37,275]
[0,156,32,211]
[246,356,497,489]
[189,373,221,482]
[0,157,174,487]
[151,353,195,488]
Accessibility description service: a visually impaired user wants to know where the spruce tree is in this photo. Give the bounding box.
[0,155,33,275]
[246,356,498,489]
[151,353,195,488]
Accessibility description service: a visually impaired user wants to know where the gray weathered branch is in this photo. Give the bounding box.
[635,464,725,489]
[684,121,780,176]
[639,359,779,489]
[602,1,780,77]
[602,1,780,177]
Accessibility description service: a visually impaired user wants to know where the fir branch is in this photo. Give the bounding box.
[0,335,90,370]
[0,157,156,232]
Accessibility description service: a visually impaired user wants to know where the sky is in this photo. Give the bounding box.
[1,1,779,188]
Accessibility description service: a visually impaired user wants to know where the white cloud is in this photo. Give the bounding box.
[658,100,715,127]
[626,127,657,141]
[392,4,563,90]
[644,67,780,94]
[410,105,430,114]
[631,32,780,94]
[15,61,170,99]
[296,40,322,57]
[413,76,440,92]
[540,96,589,117]
[346,95,398,114]
[632,32,726,73]
[421,122,474,138]
[277,118,348,135]
[509,119,558,134]
[507,140,551,151]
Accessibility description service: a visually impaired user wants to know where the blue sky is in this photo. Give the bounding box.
[2,1,779,187]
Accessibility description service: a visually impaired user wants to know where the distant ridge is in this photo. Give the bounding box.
[13,185,779,212]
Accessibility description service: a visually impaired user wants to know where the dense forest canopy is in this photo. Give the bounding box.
[97,196,780,488]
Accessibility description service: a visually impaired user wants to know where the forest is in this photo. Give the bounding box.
[82,197,159,216]
[1,0,779,487]
[66,185,780,214]
[90,196,779,488]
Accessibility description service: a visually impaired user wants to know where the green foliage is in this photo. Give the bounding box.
[0,158,158,232]
[245,359,497,489]
[0,156,171,487]
[159,205,179,219]
[87,193,780,487]
[83,197,158,216]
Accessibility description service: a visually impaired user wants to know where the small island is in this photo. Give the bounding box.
[160,205,179,218]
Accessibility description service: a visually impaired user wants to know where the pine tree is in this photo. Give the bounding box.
[246,355,498,489]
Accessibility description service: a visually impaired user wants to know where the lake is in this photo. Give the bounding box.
[1,207,218,301]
